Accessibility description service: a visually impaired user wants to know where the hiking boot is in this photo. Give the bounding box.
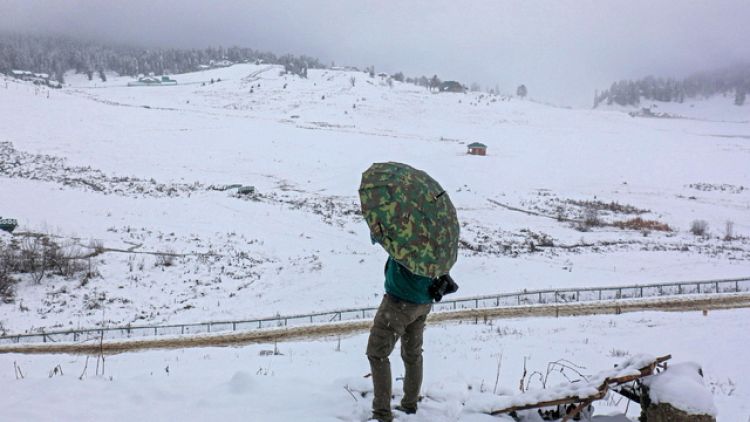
[368,412,393,422]
[395,404,417,415]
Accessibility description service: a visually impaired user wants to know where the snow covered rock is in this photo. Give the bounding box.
[641,362,717,422]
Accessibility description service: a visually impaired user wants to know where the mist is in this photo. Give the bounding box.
[2,0,749,106]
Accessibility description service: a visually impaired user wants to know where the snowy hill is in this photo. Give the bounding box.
[1,63,749,333]
[598,95,749,123]
[1,63,749,421]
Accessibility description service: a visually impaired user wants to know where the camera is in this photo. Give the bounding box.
[429,274,459,302]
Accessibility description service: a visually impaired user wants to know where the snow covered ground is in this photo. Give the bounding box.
[0,65,750,332]
[1,308,747,421]
[1,63,749,334]
[1,63,749,421]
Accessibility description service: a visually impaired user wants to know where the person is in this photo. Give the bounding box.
[366,257,445,422]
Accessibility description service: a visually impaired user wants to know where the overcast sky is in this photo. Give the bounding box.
[1,0,749,106]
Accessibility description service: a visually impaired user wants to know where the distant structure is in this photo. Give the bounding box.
[9,70,60,88]
[439,81,466,93]
[0,217,18,233]
[237,186,256,196]
[210,59,234,68]
[467,142,487,156]
[128,74,177,87]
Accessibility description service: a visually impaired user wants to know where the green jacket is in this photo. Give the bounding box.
[384,257,434,304]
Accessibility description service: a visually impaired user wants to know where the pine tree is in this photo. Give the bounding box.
[736,89,746,106]
[516,84,527,98]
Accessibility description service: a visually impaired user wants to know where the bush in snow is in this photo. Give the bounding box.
[690,220,709,237]
[614,217,672,232]
[0,235,93,285]
[575,206,601,231]
[723,220,735,241]
[0,269,15,301]
[155,251,177,267]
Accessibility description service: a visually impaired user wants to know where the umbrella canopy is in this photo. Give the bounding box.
[359,162,459,278]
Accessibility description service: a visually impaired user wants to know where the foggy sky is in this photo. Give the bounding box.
[2,0,749,106]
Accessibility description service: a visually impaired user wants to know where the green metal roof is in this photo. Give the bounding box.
[467,142,487,148]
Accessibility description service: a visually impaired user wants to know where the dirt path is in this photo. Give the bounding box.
[2,293,748,356]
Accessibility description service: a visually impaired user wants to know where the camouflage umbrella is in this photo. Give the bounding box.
[359,162,459,278]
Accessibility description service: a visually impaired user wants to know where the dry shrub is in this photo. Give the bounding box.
[0,271,15,301]
[567,199,648,215]
[691,220,709,236]
[575,207,602,231]
[0,235,91,284]
[155,251,176,267]
[724,220,735,241]
[614,217,672,232]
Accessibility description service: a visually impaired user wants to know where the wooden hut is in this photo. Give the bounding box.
[467,142,487,156]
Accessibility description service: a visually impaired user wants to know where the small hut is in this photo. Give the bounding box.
[0,218,18,233]
[467,142,487,156]
[439,81,466,93]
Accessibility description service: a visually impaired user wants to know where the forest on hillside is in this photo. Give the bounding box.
[595,63,750,107]
[0,32,465,91]
[0,32,324,82]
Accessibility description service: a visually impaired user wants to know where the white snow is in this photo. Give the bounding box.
[644,362,718,416]
[1,309,748,421]
[1,63,749,420]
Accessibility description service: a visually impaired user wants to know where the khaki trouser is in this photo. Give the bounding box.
[366,294,432,421]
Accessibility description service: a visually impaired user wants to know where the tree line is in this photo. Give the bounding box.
[1,32,509,96]
[594,63,750,107]
[0,32,324,83]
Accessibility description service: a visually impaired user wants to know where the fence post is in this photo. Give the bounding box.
[554,291,559,303]
[678,284,682,294]
[640,287,643,297]
[475,299,479,309]
[154,327,158,336]
[736,281,740,292]
[715,281,719,293]
[697,283,701,293]
[181,326,185,335]
[598,289,602,300]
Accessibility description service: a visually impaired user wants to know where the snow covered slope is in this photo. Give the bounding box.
[0,64,749,334]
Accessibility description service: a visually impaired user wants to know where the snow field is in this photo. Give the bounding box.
[1,308,748,421]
